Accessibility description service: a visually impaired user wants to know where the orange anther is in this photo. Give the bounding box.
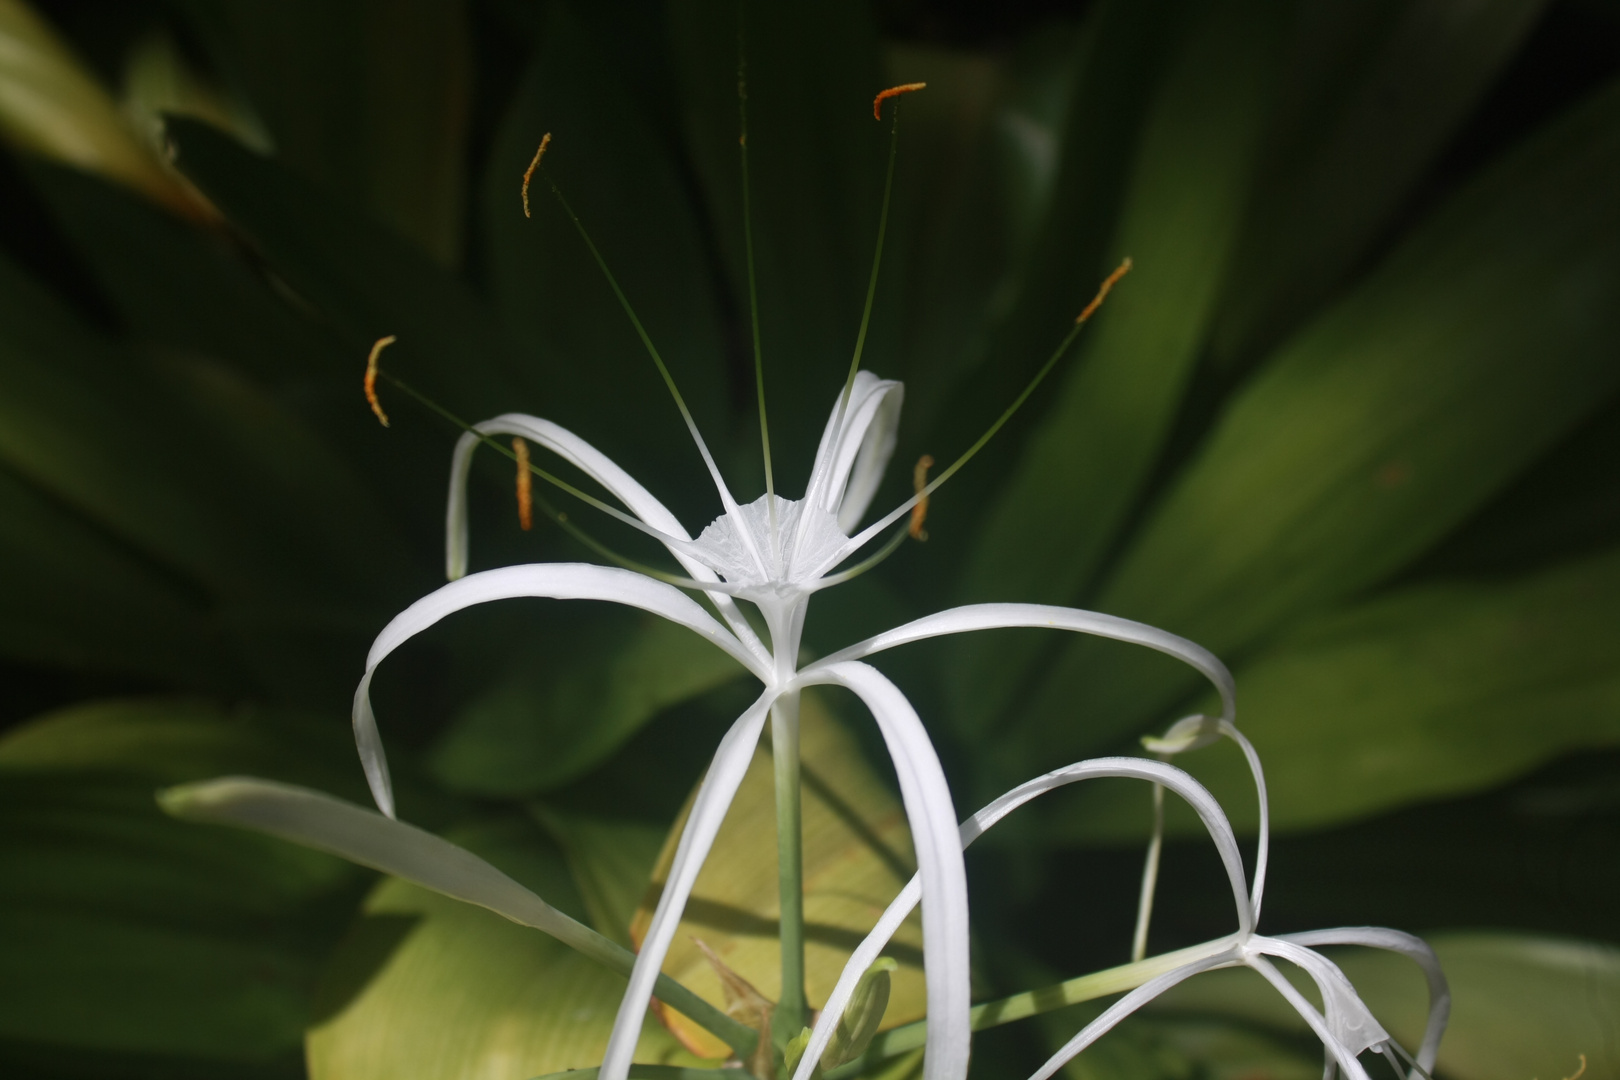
[910,454,935,540]
[365,335,395,427]
[873,82,927,120]
[1077,257,1132,324]
[513,437,533,531]
[521,133,552,218]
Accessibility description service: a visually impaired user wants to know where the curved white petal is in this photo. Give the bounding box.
[1030,948,1242,1080]
[1256,937,1391,1058]
[159,777,616,963]
[1244,952,1374,1080]
[802,372,904,532]
[794,662,970,1080]
[445,414,768,662]
[599,687,779,1080]
[1279,928,1449,1074]
[792,756,1253,1080]
[353,563,767,817]
[806,603,1235,723]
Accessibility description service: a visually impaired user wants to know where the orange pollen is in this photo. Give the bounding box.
[364,335,395,427]
[909,454,935,541]
[1077,257,1133,324]
[873,82,927,120]
[513,437,533,531]
[521,133,552,218]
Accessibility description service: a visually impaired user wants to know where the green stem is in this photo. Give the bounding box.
[838,96,904,417]
[825,938,1237,1077]
[770,689,807,1039]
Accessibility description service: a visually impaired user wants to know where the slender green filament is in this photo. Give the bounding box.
[737,17,774,526]
[1131,781,1166,962]
[838,95,906,422]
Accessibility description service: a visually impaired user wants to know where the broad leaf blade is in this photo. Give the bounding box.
[1053,546,1620,842]
[1020,73,1620,768]
[947,0,1292,744]
[306,823,701,1080]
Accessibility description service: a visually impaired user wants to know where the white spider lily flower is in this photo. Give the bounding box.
[335,368,1272,1080]
[792,726,1450,1080]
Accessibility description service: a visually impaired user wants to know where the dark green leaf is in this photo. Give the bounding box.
[1017,73,1620,770]
[946,0,1293,751]
[172,0,472,262]
[1213,0,1548,368]
[428,612,749,797]
[1052,547,1620,842]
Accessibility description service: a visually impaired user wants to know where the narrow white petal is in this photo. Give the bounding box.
[444,414,768,661]
[159,777,615,963]
[599,688,778,1080]
[1256,937,1391,1057]
[1215,721,1271,922]
[794,756,1255,1080]
[1245,953,1374,1080]
[801,373,903,532]
[354,563,767,815]
[1279,928,1449,1073]
[1029,949,1241,1080]
[807,603,1235,723]
[795,662,970,1080]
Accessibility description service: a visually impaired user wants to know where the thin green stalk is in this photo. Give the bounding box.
[838,96,905,418]
[737,10,774,522]
[770,690,808,1040]
[825,937,1236,1077]
[1131,781,1167,962]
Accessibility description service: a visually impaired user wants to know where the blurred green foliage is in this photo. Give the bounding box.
[0,1,1616,1078]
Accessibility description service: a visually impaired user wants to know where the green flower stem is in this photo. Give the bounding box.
[824,937,1236,1076]
[771,689,808,1040]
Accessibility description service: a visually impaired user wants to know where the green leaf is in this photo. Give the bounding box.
[1213,0,1548,367]
[482,4,731,513]
[946,0,1292,747]
[306,820,703,1080]
[1017,73,1620,770]
[171,0,472,262]
[1039,1000,1319,1080]
[0,699,371,1066]
[1148,933,1620,1080]
[0,463,232,687]
[667,0,888,483]
[629,693,925,1060]
[1054,547,1620,841]
[429,612,749,797]
[534,806,668,947]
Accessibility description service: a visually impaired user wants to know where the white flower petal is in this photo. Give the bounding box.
[599,687,779,1080]
[159,776,615,962]
[1256,937,1391,1057]
[1029,949,1242,1080]
[807,602,1235,723]
[353,563,767,817]
[803,372,903,532]
[445,414,768,662]
[1244,952,1375,1080]
[793,756,1254,1080]
[1279,928,1449,1074]
[793,662,971,1080]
